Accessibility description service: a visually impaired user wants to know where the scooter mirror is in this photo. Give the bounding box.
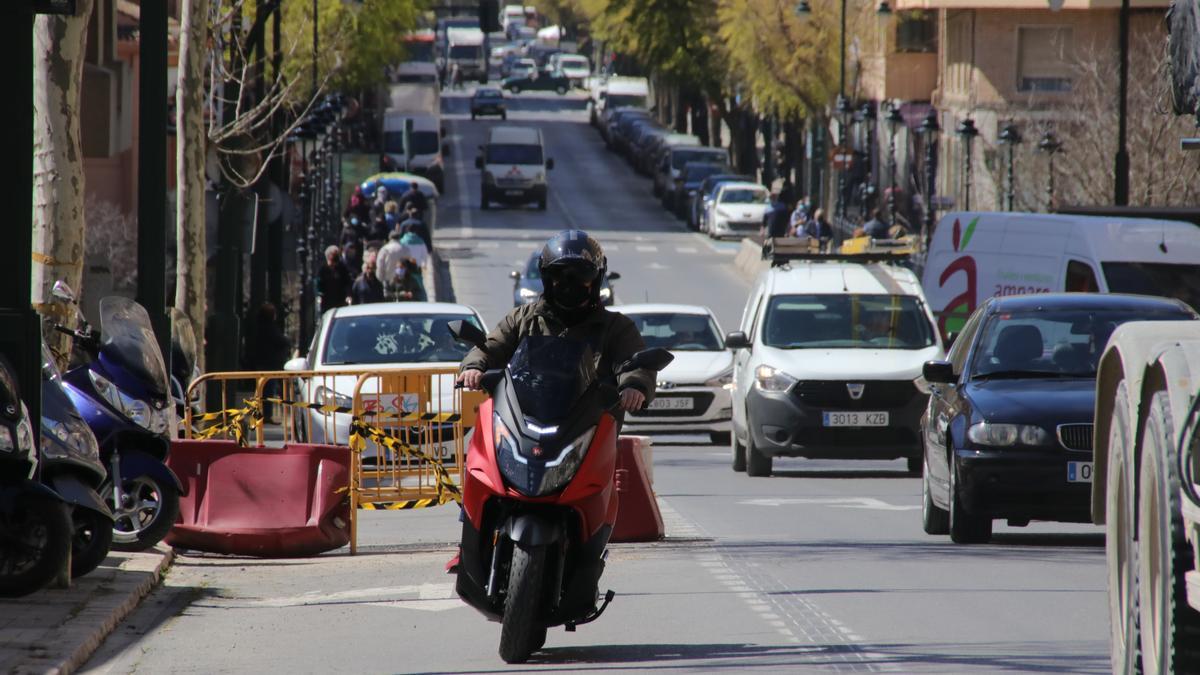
[618,348,674,374]
[51,280,77,304]
[447,320,487,349]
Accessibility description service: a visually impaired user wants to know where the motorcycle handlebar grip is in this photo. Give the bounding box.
[53,325,75,336]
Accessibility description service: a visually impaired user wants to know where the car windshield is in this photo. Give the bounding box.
[322,313,483,365]
[608,94,647,108]
[969,308,1194,379]
[1102,262,1200,313]
[762,294,936,349]
[629,313,723,351]
[486,143,542,165]
[672,149,727,170]
[508,336,597,423]
[721,188,767,204]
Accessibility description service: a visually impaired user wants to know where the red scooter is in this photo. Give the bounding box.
[448,322,672,663]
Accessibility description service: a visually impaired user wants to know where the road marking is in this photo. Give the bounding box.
[646,262,670,270]
[635,244,658,252]
[605,244,620,252]
[677,246,698,254]
[739,497,920,511]
[476,241,499,249]
[246,583,459,610]
[450,120,473,239]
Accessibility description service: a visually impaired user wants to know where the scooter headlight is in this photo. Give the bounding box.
[89,370,164,433]
[495,411,597,497]
[15,413,34,453]
[537,426,596,496]
[0,426,14,453]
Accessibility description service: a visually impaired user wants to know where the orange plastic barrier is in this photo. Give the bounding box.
[611,436,664,543]
[165,440,352,557]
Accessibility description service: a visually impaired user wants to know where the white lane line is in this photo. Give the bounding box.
[635,244,658,252]
[549,185,581,230]
[677,246,698,254]
[476,241,499,249]
[450,120,473,239]
[605,244,620,252]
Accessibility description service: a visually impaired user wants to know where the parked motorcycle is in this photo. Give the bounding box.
[40,345,114,578]
[0,355,72,597]
[448,321,672,663]
[52,283,182,552]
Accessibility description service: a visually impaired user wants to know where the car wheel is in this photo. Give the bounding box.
[745,437,772,477]
[921,453,949,535]
[907,455,922,474]
[1107,382,1143,675]
[556,85,568,95]
[948,450,991,544]
[731,434,746,472]
[510,86,520,94]
[711,430,731,447]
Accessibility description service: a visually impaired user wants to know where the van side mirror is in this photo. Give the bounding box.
[617,348,674,375]
[284,356,308,372]
[509,270,522,280]
[545,158,555,170]
[725,331,751,350]
[475,156,483,169]
[606,271,620,281]
[923,360,956,384]
[447,320,487,349]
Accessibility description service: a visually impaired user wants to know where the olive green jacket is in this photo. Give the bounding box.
[459,300,656,401]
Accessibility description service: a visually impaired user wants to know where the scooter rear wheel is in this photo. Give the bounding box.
[71,508,114,578]
[499,542,546,664]
[0,494,72,597]
[109,476,180,552]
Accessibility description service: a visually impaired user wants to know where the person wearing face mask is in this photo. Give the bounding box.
[454,229,655,416]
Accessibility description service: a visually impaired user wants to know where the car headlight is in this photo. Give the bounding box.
[716,208,733,221]
[535,172,545,182]
[705,368,734,387]
[89,370,162,432]
[967,422,1049,447]
[599,286,612,302]
[315,385,353,411]
[754,365,796,392]
[518,287,539,301]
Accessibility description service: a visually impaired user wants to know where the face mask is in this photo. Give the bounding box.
[553,281,590,308]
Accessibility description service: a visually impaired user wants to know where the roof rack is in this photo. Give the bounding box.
[761,237,913,267]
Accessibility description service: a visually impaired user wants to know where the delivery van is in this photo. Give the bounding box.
[476,126,553,210]
[922,211,1200,340]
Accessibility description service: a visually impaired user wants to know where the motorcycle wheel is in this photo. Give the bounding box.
[499,542,546,664]
[0,494,72,597]
[108,475,180,552]
[71,508,114,578]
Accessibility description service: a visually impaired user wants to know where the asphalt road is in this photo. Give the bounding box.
[83,90,1108,674]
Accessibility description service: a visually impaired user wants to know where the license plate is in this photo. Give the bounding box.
[822,411,888,427]
[1067,461,1094,483]
[647,397,694,411]
[504,189,524,196]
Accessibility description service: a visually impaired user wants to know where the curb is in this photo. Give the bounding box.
[0,547,175,675]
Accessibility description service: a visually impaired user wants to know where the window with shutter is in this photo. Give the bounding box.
[1017,26,1073,93]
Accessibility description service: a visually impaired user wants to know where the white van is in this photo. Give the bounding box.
[381,111,446,192]
[922,212,1200,340]
[475,126,554,210]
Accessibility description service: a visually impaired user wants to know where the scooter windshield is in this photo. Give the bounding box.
[99,297,169,398]
[507,336,596,424]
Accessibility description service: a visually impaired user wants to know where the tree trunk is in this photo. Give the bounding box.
[33,0,93,368]
[175,0,210,370]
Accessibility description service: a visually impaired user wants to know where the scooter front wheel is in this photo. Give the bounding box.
[71,507,114,578]
[499,542,546,664]
[108,476,180,552]
[0,494,72,597]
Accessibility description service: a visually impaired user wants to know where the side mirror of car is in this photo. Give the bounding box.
[545,158,555,170]
[725,331,751,350]
[475,156,484,170]
[606,271,620,281]
[447,320,488,349]
[283,356,308,372]
[617,348,674,375]
[509,270,522,280]
[922,360,956,384]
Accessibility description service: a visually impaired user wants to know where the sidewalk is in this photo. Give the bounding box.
[0,547,174,675]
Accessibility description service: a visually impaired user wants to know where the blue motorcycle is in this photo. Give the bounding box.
[53,285,182,552]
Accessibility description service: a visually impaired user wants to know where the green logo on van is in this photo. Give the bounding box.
[952,216,979,252]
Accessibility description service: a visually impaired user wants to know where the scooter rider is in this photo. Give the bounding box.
[455,230,655,416]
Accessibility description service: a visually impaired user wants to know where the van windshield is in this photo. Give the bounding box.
[383,131,404,154]
[410,131,439,155]
[487,143,543,165]
[762,294,936,349]
[1102,262,1200,313]
[450,45,481,60]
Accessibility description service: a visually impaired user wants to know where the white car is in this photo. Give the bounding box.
[508,58,537,80]
[285,302,486,462]
[619,304,734,445]
[556,54,590,86]
[704,181,769,239]
[728,249,945,476]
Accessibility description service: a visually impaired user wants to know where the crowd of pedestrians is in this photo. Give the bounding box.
[761,181,909,245]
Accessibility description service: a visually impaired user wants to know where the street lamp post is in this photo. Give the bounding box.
[955,117,978,211]
[1037,130,1063,212]
[860,102,877,214]
[884,103,904,229]
[997,123,1022,212]
[918,109,940,248]
[835,95,854,229]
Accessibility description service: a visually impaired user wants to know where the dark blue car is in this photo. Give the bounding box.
[919,293,1196,543]
[470,88,507,120]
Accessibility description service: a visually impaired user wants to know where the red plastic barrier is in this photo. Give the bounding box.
[611,436,664,543]
[165,440,352,557]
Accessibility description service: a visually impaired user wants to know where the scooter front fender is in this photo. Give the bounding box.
[50,475,114,521]
[503,513,562,547]
[116,449,184,495]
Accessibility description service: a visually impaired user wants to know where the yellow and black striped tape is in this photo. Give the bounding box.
[358,498,440,510]
[350,419,462,506]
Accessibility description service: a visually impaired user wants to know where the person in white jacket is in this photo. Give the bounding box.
[375,230,411,299]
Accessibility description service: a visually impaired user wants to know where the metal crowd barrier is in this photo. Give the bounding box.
[185,368,485,553]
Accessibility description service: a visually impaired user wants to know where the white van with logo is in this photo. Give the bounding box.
[476,126,554,210]
[922,212,1200,340]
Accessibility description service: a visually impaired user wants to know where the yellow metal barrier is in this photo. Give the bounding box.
[185,367,486,554]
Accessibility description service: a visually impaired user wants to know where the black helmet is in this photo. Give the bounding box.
[538,230,606,312]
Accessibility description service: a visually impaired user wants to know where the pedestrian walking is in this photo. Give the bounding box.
[399,204,433,249]
[316,245,353,313]
[398,183,429,222]
[351,259,385,305]
[764,191,791,239]
[376,230,412,295]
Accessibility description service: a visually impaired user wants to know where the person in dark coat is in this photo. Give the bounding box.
[804,208,834,242]
[351,259,385,305]
[398,204,433,249]
[398,183,429,221]
[764,192,791,239]
[316,245,353,313]
[248,302,291,424]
